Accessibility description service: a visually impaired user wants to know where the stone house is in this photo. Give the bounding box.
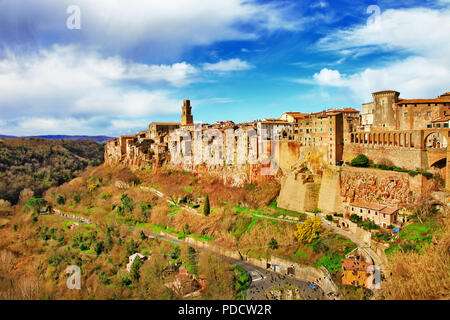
[348,201,398,228]
[169,265,207,296]
[341,259,374,288]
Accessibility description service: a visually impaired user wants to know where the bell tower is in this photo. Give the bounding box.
[181,99,193,126]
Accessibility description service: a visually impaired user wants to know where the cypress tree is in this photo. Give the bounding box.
[203,195,210,216]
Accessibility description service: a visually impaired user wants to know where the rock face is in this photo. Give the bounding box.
[168,162,282,188]
[340,166,438,206]
[277,165,439,214]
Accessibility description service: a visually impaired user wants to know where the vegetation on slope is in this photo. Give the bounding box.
[381,206,449,300]
[0,138,105,205]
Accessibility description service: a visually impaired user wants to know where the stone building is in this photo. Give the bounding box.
[341,259,374,288]
[345,90,450,187]
[360,90,450,131]
[348,201,399,228]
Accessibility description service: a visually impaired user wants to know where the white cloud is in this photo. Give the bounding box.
[203,59,252,72]
[0,0,302,55]
[0,45,189,135]
[308,7,450,101]
[313,68,342,85]
[318,7,450,57]
[310,1,328,9]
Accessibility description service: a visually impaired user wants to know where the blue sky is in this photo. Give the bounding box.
[0,0,449,136]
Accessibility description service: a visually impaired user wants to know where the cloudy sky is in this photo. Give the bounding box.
[0,0,449,136]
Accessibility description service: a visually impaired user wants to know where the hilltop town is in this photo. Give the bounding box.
[107,90,450,213]
[1,90,448,300]
[100,89,449,295]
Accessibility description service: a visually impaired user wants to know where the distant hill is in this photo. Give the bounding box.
[0,135,115,143]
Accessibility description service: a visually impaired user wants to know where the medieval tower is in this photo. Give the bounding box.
[181,99,194,126]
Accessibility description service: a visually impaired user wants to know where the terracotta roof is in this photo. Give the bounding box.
[259,120,290,124]
[342,259,373,271]
[397,98,450,105]
[150,122,180,126]
[283,112,307,116]
[350,201,386,211]
[380,207,399,215]
[341,108,360,113]
[431,116,450,123]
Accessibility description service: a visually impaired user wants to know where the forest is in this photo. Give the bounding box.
[0,138,105,205]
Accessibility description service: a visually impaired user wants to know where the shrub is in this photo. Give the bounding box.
[73,194,81,203]
[56,195,65,205]
[311,239,329,253]
[269,238,278,250]
[326,215,333,221]
[351,154,369,167]
[350,214,362,223]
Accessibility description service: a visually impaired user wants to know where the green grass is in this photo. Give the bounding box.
[294,248,308,259]
[189,233,214,242]
[183,187,193,193]
[315,253,342,273]
[246,217,260,232]
[232,265,252,300]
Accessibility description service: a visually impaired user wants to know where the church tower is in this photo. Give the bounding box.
[181,99,193,126]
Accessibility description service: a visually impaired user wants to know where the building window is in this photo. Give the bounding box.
[417,112,421,116]
[404,112,408,117]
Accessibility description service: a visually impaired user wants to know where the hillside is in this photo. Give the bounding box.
[0,135,115,143]
[0,138,105,205]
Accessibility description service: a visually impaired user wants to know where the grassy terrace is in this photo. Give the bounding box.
[385,216,441,256]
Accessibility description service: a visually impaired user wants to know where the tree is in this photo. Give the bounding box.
[130,255,143,282]
[170,246,180,260]
[203,195,210,216]
[294,216,322,243]
[269,238,278,250]
[140,231,147,241]
[25,198,47,214]
[188,246,198,275]
[183,224,191,236]
[94,241,104,256]
[73,194,81,204]
[56,195,65,205]
[351,154,369,167]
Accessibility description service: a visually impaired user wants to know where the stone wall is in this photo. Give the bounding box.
[277,173,321,212]
[343,142,427,170]
[317,169,344,213]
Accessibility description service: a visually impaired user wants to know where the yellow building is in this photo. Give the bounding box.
[341,259,374,288]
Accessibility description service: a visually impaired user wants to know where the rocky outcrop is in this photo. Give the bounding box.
[340,166,438,205]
